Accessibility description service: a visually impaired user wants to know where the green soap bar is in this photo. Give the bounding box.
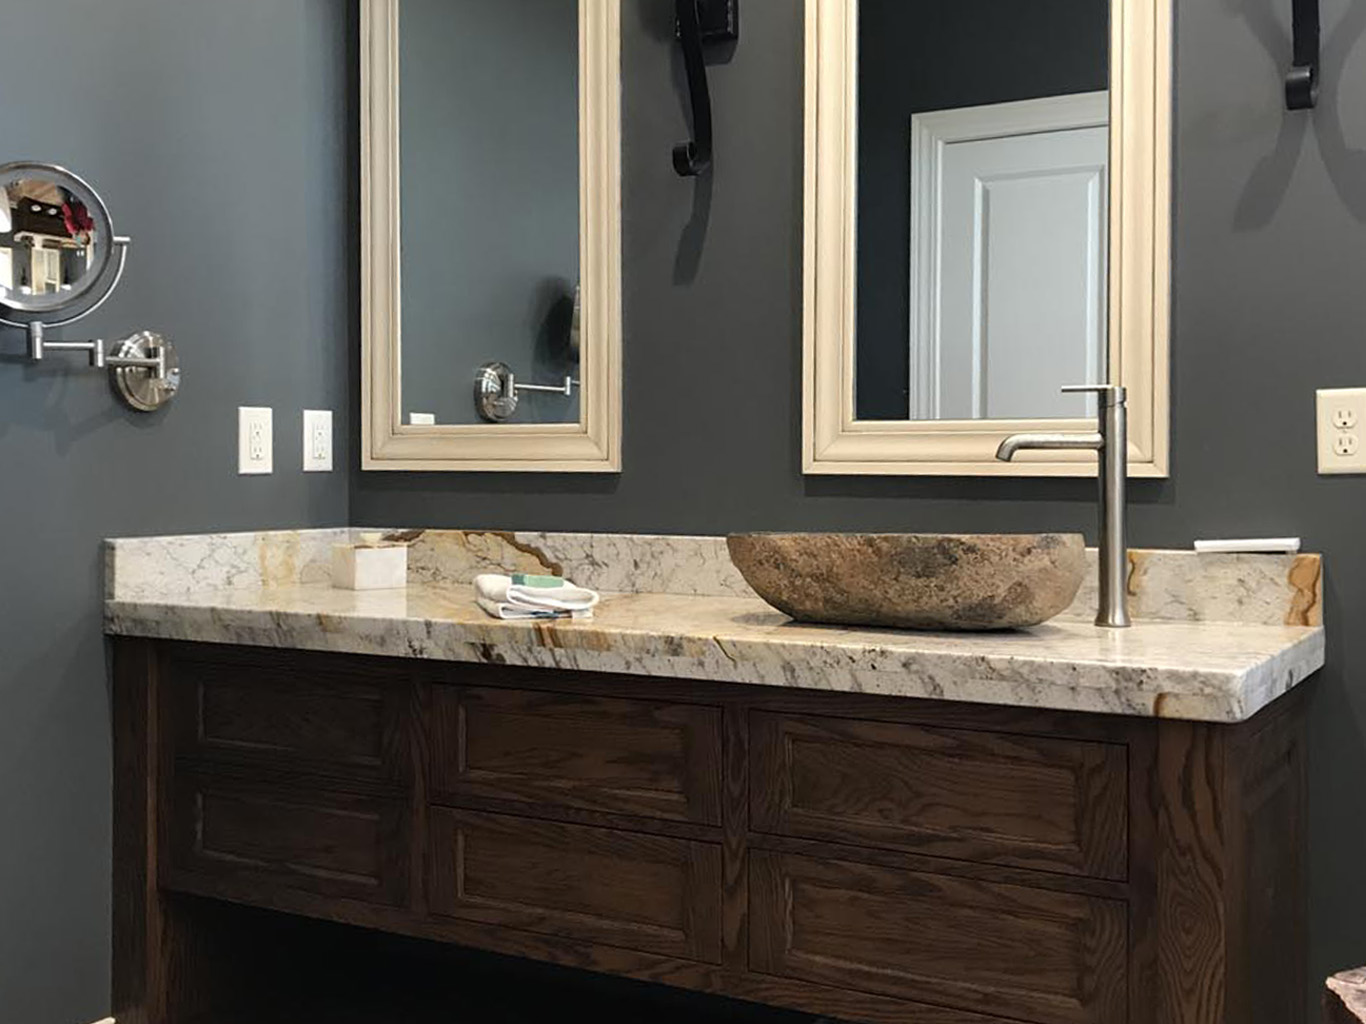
[512,573,566,589]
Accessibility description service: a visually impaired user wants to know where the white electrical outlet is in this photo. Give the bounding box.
[303,410,333,472]
[1317,389,1366,474]
[238,407,274,475]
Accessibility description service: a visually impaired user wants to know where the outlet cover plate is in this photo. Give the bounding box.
[1317,388,1366,474]
[303,409,333,473]
[238,406,274,475]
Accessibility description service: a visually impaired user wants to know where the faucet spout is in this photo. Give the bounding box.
[995,432,1103,462]
[996,386,1129,628]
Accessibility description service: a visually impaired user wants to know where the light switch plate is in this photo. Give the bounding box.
[1317,388,1366,474]
[238,407,273,475]
[303,409,333,472]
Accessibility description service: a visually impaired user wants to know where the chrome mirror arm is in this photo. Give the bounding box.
[0,159,181,414]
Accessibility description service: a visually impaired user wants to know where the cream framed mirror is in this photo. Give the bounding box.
[803,0,1170,477]
[362,0,622,472]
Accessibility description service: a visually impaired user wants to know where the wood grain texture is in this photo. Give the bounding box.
[114,640,1312,1024]
[429,685,722,824]
[1156,720,1228,1024]
[112,636,161,1024]
[720,703,750,972]
[1124,723,1160,1024]
[1154,691,1308,1024]
[113,640,248,1024]
[166,769,410,908]
[748,834,1129,901]
[428,808,723,963]
[1222,689,1307,1024]
[752,711,1128,878]
[165,646,410,783]
[750,850,1128,1024]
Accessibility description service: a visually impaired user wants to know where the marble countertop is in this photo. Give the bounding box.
[104,580,1324,723]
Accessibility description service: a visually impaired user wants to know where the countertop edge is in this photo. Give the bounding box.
[103,591,1327,725]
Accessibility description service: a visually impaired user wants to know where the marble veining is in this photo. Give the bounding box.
[105,529,351,600]
[106,529,1324,627]
[103,582,1324,723]
[1063,548,1324,627]
[103,528,1327,723]
[395,529,758,598]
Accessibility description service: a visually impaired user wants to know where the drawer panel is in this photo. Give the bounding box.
[751,713,1127,879]
[430,687,722,825]
[166,652,409,782]
[750,851,1127,1024]
[165,771,409,908]
[429,808,723,963]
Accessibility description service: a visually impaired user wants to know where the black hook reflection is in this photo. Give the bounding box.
[1232,0,1366,228]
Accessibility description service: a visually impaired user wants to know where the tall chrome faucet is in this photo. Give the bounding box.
[996,385,1130,628]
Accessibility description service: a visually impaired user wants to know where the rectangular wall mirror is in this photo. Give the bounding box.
[803,0,1170,476]
[362,0,621,472]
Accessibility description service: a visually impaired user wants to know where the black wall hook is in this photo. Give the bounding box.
[1286,0,1320,110]
[673,0,739,177]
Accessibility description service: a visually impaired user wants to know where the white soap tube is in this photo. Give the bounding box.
[1193,538,1302,554]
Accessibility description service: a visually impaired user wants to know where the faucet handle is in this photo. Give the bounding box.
[1061,383,1127,406]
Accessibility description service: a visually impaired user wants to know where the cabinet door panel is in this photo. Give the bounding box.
[165,771,409,908]
[431,686,722,824]
[429,808,723,963]
[166,650,409,783]
[751,712,1127,879]
[750,851,1127,1024]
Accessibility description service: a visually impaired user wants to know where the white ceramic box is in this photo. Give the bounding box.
[331,543,408,591]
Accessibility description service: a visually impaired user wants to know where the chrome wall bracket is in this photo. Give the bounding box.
[20,319,181,412]
[0,162,181,412]
[474,361,579,423]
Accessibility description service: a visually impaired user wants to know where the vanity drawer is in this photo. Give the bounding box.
[428,808,723,964]
[164,770,410,909]
[429,686,723,825]
[165,649,410,783]
[749,851,1127,1024]
[750,713,1128,879]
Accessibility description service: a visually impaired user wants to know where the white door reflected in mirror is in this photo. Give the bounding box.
[907,94,1108,422]
[854,0,1111,425]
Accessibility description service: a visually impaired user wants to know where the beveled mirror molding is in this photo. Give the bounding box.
[362,0,622,473]
[802,0,1171,477]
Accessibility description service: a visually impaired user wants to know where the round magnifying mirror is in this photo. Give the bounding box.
[0,162,114,316]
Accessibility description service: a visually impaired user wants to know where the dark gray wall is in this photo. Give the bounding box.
[400,0,580,426]
[856,0,1109,419]
[1,0,1362,1019]
[0,1,350,1020]
[353,0,1366,1013]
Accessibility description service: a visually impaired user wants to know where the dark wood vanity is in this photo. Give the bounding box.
[111,637,1308,1024]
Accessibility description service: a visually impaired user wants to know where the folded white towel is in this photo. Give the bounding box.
[474,574,600,621]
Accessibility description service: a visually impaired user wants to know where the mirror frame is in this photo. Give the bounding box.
[361,0,622,473]
[0,161,116,316]
[802,0,1171,477]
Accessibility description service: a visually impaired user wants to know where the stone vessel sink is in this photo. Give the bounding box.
[726,533,1086,631]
